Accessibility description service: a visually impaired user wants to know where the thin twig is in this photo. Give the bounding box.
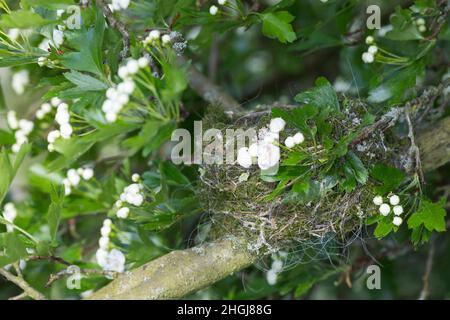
[45,267,117,288]
[28,255,72,266]
[405,109,425,184]
[0,268,46,300]
[96,0,130,60]
[419,239,435,300]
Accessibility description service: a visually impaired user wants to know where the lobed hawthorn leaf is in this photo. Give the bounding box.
[295,77,340,112]
[260,11,297,44]
[0,10,51,29]
[60,8,105,76]
[408,197,447,233]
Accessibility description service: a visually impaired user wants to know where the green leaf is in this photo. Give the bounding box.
[368,63,423,105]
[346,151,368,185]
[385,7,423,41]
[260,11,297,43]
[47,184,65,245]
[374,218,394,239]
[0,233,28,267]
[371,164,406,195]
[294,77,340,112]
[63,71,108,91]
[408,197,447,232]
[60,9,105,76]
[0,144,31,203]
[0,10,51,29]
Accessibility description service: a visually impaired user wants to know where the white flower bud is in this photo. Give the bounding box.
[218,0,227,4]
[126,60,139,74]
[138,57,149,68]
[7,111,18,130]
[116,207,129,219]
[379,203,391,216]
[117,94,129,105]
[393,205,403,216]
[47,143,55,152]
[362,52,374,63]
[389,195,400,205]
[209,5,218,15]
[37,57,47,67]
[257,143,280,170]
[118,66,129,79]
[293,132,304,144]
[101,225,111,237]
[237,147,252,168]
[365,35,374,45]
[82,168,94,180]
[36,109,45,119]
[41,103,52,113]
[373,196,383,206]
[269,118,286,133]
[106,88,118,100]
[368,45,378,55]
[393,216,403,226]
[47,130,61,144]
[119,80,135,94]
[67,169,80,186]
[55,109,70,125]
[99,236,110,249]
[105,112,117,123]
[60,123,73,139]
[103,219,112,227]
[149,30,160,41]
[161,34,171,44]
[18,119,34,135]
[248,143,258,157]
[132,173,140,182]
[51,97,62,107]
[418,25,426,33]
[285,137,295,148]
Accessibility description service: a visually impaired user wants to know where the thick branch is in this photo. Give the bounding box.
[178,56,241,114]
[0,268,46,300]
[88,237,256,300]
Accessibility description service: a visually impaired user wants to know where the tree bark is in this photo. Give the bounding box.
[89,116,450,300]
[88,237,256,300]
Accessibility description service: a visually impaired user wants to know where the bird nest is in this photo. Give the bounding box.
[196,101,401,257]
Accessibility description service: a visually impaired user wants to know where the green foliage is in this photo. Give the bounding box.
[408,197,447,245]
[371,164,406,195]
[259,11,297,44]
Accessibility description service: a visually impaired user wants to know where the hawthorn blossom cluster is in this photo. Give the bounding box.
[143,30,171,46]
[2,203,17,233]
[7,111,34,153]
[96,219,126,273]
[109,0,130,11]
[284,132,305,149]
[102,57,149,123]
[362,36,378,64]
[114,174,145,219]
[47,98,73,152]
[62,167,95,196]
[236,118,286,170]
[415,18,426,33]
[11,70,29,95]
[373,194,404,226]
[209,0,227,15]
